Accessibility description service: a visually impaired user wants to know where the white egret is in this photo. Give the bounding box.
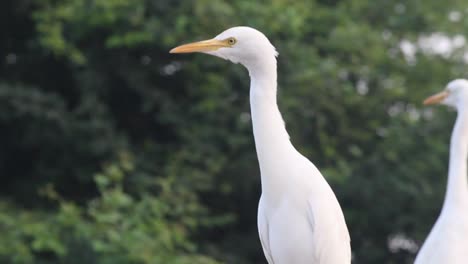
[415,79,468,264]
[170,26,351,264]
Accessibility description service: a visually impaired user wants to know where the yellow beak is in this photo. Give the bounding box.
[423,90,450,105]
[170,39,229,54]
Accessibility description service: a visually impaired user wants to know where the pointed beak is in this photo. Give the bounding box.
[170,39,229,54]
[423,90,450,105]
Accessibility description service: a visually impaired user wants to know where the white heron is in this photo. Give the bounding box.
[170,26,351,263]
[415,79,468,264]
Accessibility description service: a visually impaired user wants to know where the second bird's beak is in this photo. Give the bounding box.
[423,90,449,105]
[170,39,229,54]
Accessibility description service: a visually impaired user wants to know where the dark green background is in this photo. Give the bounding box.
[1,0,467,263]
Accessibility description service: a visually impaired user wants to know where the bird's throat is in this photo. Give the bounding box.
[443,109,468,210]
[248,62,296,193]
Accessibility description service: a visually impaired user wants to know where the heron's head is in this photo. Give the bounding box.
[424,79,468,111]
[170,26,278,69]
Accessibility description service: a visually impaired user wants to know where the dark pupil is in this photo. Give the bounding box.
[229,39,234,44]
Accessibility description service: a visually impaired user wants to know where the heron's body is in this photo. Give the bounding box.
[171,26,351,264]
[414,208,468,264]
[415,80,468,264]
[258,167,350,264]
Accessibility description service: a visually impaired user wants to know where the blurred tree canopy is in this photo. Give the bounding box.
[1,0,467,263]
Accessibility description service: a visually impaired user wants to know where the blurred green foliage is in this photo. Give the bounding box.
[0,0,467,263]
[0,153,221,264]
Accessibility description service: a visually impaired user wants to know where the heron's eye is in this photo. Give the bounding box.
[227,37,237,45]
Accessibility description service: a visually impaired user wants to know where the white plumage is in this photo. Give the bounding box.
[415,79,468,264]
[171,26,351,264]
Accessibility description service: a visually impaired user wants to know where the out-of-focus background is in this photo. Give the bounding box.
[0,0,467,263]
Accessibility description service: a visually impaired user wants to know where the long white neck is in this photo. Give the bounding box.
[247,55,297,194]
[442,107,468,211]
